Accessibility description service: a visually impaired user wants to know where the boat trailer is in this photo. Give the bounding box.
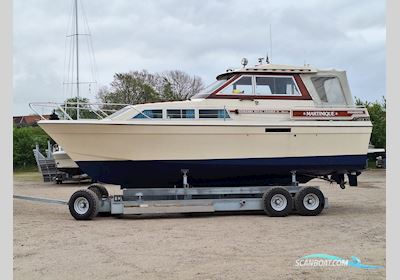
[67,171,329,220]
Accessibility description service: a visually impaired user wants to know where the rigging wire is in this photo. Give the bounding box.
[63,0,75,99]
[80,0,98,95]
[63,0,98,102]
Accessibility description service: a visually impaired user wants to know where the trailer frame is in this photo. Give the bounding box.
[95,185,328,216]
[67,171,329,220]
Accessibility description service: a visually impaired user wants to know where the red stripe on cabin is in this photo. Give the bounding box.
[292,110,354,117]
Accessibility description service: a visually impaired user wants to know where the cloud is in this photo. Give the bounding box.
[13,0,385,115]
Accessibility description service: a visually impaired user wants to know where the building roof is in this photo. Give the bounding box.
[13,115,51,126]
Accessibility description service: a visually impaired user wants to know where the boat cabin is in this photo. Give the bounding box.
[193,63,354,105]
[106,63,361,121]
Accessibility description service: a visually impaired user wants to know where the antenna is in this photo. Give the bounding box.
[267,24,272,63]
[265,24,272,64]
[265,25,268,64]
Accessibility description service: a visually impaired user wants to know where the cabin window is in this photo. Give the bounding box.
[167,109,195,119]
[255,76,300,95]
[218,75,301,96]
[220,76,253,95]
[311,77,346,105]
[199,109,230,119]
[133,109,163,119]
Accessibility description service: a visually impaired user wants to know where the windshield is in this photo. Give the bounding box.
[191,79,227,99]
[104,105,133,119]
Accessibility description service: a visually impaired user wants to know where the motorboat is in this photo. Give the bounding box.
[37,62,372,189]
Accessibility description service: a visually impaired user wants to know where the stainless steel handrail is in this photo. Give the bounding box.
[292,105,367,109]
[29,102,144,120]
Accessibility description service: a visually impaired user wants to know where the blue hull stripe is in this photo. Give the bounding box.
[77,155,367,188]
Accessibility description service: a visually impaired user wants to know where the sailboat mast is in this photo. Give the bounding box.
[75,0,80,119]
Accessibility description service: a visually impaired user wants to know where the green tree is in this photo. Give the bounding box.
[98,71,160,105]
[355,96,386,148]
[97,69,205,105]
[161,80,175,101]
[13,126,52,170]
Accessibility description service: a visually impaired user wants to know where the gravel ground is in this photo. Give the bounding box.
[13,169,385,280]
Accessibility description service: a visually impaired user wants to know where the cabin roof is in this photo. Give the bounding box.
[216,63,318,80]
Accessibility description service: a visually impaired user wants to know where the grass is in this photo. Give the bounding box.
[367,158,383,169]
[13,165,39,173]
[13,166,42,182]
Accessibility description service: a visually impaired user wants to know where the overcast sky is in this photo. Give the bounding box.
[13,0,385,116]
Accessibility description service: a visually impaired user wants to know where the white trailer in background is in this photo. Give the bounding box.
[33,141,90,184]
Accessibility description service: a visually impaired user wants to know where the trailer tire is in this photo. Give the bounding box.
[68,189,99,220]
[88,184,109,199]
[55,176,62,184]
[294,187,325,216]
[262,187,292,217]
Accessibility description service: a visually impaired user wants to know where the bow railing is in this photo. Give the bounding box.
[29,102,142,120]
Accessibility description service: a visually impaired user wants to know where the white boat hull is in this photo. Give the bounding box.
[39,120,371,188]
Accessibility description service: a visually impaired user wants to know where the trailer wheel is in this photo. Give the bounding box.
[262,187,292,217]
[55,176,62,184]
[68,189,99,220]
[294,187,325,216]
[88,184,109,199]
